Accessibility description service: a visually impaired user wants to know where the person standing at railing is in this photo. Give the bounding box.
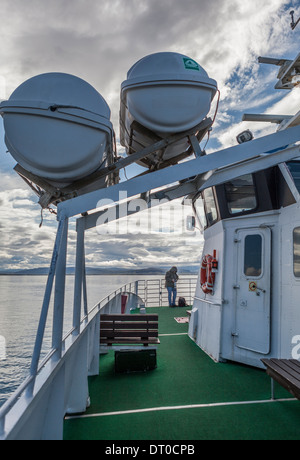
[165,267,179,307]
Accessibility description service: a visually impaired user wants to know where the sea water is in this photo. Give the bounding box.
[0,274,167,408]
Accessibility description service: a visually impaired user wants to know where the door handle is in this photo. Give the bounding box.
[256,286,266,295]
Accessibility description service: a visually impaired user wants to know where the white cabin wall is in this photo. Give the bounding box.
[189,221,224,361]
[189,163,300,369]
[279,202,300,359]
[190,208,294,368]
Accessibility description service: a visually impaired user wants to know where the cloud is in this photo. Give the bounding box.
[0,188,57,270]
[0,1,296,124]
[0,0,299,271]
[82,230,203,271]
[215,86,300,149]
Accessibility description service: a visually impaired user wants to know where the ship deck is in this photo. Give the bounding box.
[63,306,300,441]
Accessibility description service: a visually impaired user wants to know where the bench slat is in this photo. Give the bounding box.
[100,338,160,345]
[269,359,300,384]
[100,321,158,330]
[100,313,160,348]
[101,314,158,322]
[263,359,300,385]
[261,358,300,400]
[101,330,159,338]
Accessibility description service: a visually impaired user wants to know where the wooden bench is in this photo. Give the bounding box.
[100,313,160,351]
[261,359,300,400]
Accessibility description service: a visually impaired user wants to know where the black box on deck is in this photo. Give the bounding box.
[114,349,157,373]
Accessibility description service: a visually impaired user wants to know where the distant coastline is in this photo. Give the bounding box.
[0,266,197,276]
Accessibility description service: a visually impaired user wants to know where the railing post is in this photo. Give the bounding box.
[82,245,88,318]
[26,219,66,397]
[0,412,4,437]
[52,218,68,360]
[73,218,85,334]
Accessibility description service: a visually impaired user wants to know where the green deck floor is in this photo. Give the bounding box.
[63,307,300,440]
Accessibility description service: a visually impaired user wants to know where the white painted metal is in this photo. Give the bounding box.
[198,144,300,191]
[1,314,99,439]
[26,219,67,397]
[73,218,85,335]
[57,125,300,219]
[258,53,300,90]
[52,219,68,360]
[189,168,300,368]
[234,227,271,354]
[77,180,197,232]
[242,114,293,124]
[189,221,224,362]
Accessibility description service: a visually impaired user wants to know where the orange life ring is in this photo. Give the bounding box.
[200,250,218,294]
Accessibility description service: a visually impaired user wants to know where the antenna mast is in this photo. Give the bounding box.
[290,10,300,30]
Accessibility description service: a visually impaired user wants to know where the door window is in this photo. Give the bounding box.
[244,234,262,277]
[287,161,300,193]
[293,227,300,277]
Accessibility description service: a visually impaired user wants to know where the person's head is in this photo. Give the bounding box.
[171,266,177,272]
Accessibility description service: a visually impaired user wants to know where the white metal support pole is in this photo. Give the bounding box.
[73,218,85,335]
[26,219,66,397]
[52,218,68,359]
[82,243,88,318]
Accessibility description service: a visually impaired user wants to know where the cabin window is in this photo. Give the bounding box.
[203,188,218,225]
[287,161,300,193]
[293,227,300,277]
[224,174,257,214]
[244,234,262,277]
[193,194,207,228]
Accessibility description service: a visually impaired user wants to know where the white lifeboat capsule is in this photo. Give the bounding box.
[0,72,114,187]
[120,52,218,168]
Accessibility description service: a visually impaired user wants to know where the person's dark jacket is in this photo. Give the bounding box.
[165,267,179,288]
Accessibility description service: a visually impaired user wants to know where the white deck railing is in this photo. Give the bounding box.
[0,276,197,440]
[93,276,197,311]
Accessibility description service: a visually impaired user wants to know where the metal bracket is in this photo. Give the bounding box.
[14,118,213,210]
[259,52,300,90]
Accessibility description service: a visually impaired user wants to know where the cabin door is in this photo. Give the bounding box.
[233,227,271,354]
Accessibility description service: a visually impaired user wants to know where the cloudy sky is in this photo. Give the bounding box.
[0,0,299,272]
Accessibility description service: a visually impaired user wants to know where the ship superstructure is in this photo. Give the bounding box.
[0,50,299,440]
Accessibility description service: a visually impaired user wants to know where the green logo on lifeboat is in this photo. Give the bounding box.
[183,58,200,71]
